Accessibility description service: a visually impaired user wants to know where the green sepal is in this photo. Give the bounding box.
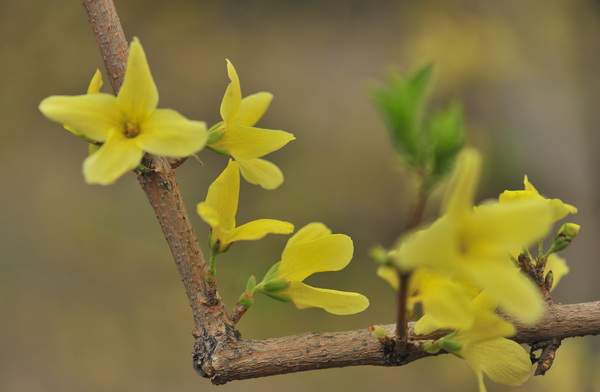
[262,279,290,293]
[439,338,462,354]
[245,275,257,294]
[263,291,291,303]
[207,129,225,145]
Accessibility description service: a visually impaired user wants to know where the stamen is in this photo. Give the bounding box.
[124,121,140,138]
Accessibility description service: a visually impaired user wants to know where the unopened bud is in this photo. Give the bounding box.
[550,223,581,253]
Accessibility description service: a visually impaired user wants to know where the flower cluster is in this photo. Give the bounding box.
[377,148,579,392]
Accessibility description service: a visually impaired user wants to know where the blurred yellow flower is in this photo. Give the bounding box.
[258,223,369,315]
[395,148,553,324]
[499,175,577,222]
[197,159,293,252]
[39,38,207,185]
[209,60,295,190]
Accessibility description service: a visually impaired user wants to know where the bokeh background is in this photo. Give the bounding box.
[1,0,599,391]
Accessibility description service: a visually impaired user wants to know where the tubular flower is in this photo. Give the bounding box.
[499,175,577,222]
[39,38,208,185]
[256,223,369,315]
[395,148,553,324]
[196,159,294,252]
[208,60,295,190]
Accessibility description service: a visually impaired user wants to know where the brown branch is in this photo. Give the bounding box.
[82,1,235,375]
[80,0,600,387]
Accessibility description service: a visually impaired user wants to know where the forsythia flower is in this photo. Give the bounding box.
[256,223,369,315]
[39,38,208,185]
[197,159,294,252]
[395,148,553,323]
[499,175,577,222]
[208,60,295,190]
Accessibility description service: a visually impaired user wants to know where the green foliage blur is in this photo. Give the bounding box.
[1,0,600,391]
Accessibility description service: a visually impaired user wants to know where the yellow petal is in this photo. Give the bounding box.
[87,69,104,94]
[461,260,545,324]
[278,231,354,281]
[39,94,121,142]
[443,148,481,218]
[226,219,294,243]
[463,338,532,388]
[238,158,284,190]
[211,125,295,160]
[377,265,399,290]
[198,160,239,231]
[136,109,207,157]
[414,314,442,335]
[117,37,158,123]
[285,222,332,248]
[284,281,369,315]
[544,254,569,290]
[237,92,273,127]
[220,59,242,123]
[82,130,143,185]
[465,200,553,257]
[523,175,539,193]
[420,277,475,331]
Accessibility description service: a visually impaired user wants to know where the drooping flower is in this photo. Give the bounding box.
[208,60,295,190]
[395,148,553,324]
[499,175,577,222]
[196,159,294,252]
[256,223,369,315]
[39,38,208,185]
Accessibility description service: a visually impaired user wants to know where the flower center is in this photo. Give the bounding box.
[123,121,140,138]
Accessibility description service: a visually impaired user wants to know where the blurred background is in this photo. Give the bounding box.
[1,0,599,390]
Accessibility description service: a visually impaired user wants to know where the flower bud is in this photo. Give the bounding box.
[550,223,580,253]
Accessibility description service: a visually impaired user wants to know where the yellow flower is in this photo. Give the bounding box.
[257,223,369,315]
[544,254,569,291]
[395,148,553,324]
[209,60,295,190]
[499,175,577,222]
[39,38,207,185]
[196,159,294,252]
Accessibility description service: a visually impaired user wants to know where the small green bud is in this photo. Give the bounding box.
[370,245,391,265]
[422,340,442,354]
[440,338,462,354]
[262,279,290,293]
[549,223,581,253]
[245,275,257,293]
[369,325,389,340]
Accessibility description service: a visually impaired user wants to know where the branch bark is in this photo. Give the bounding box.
[81,0,600,387]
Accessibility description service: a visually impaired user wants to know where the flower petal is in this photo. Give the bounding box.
[87,69,104,94]
[443,148,481,218]
[462,338,532,388]
[136,109,207,157]
[238,158,284,190]
[460,260,545,324]
[220,59,242,123]
[420,276,475,331]
[237,92,273,127]
[197,160,239,231]
[284,281,369,315]
[377,265,399,290]
[39,94,121,142]
[212,125,295,160]
[278,232,354,281]
[466,200,553,257]
[226,219,294,243]
[285,222,331,248]
[117,37,158,123]
[83,130,143,185]
[544,254,569,291]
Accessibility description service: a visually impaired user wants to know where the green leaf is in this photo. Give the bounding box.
[427,101,465,182]
[372,64,433,166]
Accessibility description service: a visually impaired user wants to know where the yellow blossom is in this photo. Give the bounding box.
[39,38,207,185]
[209,60,295,190]
[257,223,369,315]
[499,175,577,222]
[196,159,293,252]
[395,148,553,324]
